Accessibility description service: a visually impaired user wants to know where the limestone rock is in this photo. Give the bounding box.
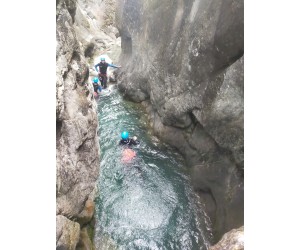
[77,199,95,225]
[76,227,94,250]
[73,0,121,62]
[56,215,80,250]
[209,226,244,250]
[116,0,244,242]
[56,0,100,249]
[193,56,244,168]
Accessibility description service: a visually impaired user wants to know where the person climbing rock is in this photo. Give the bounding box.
[94,57,121,89]
[92,77,102,97]
[119,131,140,146]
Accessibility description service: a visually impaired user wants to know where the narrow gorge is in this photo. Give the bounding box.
[56,0,244,249]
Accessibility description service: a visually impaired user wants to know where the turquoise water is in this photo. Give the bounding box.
[94,85,211,250]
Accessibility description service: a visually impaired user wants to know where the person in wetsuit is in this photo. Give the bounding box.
[119,131,142,171]
[94,57,121,89]
[119,131,140,146]
[92,77,102,95]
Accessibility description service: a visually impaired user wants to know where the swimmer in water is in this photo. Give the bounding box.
[119,131,140,163]
[119,131,140,146]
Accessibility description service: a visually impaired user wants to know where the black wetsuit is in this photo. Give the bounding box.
[119,138,140,146]
[94,62,119,89]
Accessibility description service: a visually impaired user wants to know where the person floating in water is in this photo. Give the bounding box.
[119,131,140,163]
[92,77,102,97]
[94,57,121,89]
[119,131,140,146]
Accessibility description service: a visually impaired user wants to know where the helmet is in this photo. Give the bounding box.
[100,57,105,61]
[93,77,99,83]
[121,131,129,140]
[132,136,137,141]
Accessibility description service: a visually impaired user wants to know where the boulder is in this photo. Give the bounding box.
[209,226,244,250]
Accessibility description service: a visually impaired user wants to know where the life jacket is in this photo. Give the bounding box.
[98,62,108,74]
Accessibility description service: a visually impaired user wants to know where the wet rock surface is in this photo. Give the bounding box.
[209,226,244,250]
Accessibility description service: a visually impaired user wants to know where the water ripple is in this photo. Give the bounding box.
[94,85,211,250]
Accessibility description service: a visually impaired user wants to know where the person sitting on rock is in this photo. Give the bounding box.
[94,57,121,89]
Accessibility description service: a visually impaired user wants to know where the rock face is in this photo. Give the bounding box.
[73,0,121,63]
[116,0,244,243]
[209,226,244,250]
[57,215,81,250]
[57,0,122,248]
[56,0,105,249]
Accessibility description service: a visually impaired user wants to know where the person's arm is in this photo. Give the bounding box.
[94,63,99,72]
[107,63,121,69]
[133,140,140,145]
[129,139,139,145]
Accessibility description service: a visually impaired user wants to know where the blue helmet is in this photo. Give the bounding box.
[121,131,129,140]
[100,57,105,61]
[93,77,99,83]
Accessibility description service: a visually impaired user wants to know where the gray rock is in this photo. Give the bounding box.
[193,56,244,168]
[56,0,101,249]
[76,227,94,250]
[209,226,244,250]
[116,0,244,242]
[56,215,80,250]
[73,0,120,62]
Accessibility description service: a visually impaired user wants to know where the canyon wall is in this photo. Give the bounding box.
[56,0,118,248]
[116,0,244,243]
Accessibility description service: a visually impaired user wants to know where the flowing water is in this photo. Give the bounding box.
[94,85,211,250]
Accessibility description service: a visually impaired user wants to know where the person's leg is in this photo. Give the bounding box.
[103,75,107,89]
[98,74,104,87]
